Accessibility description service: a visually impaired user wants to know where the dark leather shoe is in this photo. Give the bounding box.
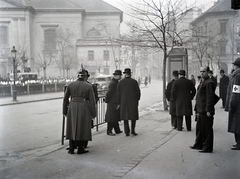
[199,150,212,153]
[126,134,130,136]
[131,132,138,136]
[68,150,74,154]
[190,146,202,150]
[116,131,123,134]
[77,149,89,154]
[107,133,115,136]
[231,147,240,150]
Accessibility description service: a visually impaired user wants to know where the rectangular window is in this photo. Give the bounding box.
[103,50,109,61]
[44,29,56,51]
[219,19,228,34]
[219,41,227,55]
[237,42,240,54]
[88,50,94,61]
[0,26,8,46]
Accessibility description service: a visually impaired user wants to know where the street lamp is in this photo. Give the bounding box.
[11,46,17,101]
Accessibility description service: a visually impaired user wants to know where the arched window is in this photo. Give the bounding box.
[86,28,101,37]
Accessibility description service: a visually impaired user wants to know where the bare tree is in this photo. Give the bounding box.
[35,50,56,79]
[119,0,189,110]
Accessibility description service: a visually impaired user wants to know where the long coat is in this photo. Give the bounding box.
[105,78,120,122]
[63,79,96,141]
[195,77,216,115]
[219,75,229,99]
[225,68,240,134]
[165,79,177,115]
[171,77,196,116]
[117,77,141,121]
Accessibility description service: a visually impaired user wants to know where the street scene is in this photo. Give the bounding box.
[1,0,240,178]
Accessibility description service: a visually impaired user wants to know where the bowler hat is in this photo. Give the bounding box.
[123,68,132,74]
[220,69,225,74]
[179,70,186,76]
[172,70,179,76]
[113,70,122,76]
[232,57,240,67]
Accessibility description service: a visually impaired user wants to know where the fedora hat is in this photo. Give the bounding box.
[172,70,179,76]
[179,70,186,76]
[113,70,122,76]
[123,68,132,74]
[232,57,240,67]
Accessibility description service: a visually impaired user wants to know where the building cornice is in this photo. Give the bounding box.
[85,11,123,23]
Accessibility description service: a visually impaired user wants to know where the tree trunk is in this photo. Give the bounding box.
[162,53,168,111]
[43,67,47,80]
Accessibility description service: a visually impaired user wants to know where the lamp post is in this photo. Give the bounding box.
[11,46,17,101]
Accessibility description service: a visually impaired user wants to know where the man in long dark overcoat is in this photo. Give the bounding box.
[117,68,141,136]
[171,70,196,131]
[190,66,217,153]
[225,58,240,150]
[165,70,179,129]
[63,69,96,154]
[219,69,229,108]
[208,70,217,90]
[105,70,123,136]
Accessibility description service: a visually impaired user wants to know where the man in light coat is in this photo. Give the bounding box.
[117,68,141,136]
[63,69,96,154]
[225,57,240,150]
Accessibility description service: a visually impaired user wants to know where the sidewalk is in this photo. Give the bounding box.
[1,101,239,179]
[0,92,64,106]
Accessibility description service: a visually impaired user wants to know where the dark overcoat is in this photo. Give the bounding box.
[105,78,120,122]
[165,79,177,115]
[117,77,141,121]
[63,79,96,141]
[171,77,196,116]
[225,68,240,134]
[219,75,229,99]
[210,76,217,89]
[195,77,216,115]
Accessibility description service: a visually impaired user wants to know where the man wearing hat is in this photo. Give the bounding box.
[63,69,96,154]
[219,69,229,108]
[117,68,141,136]
[171,70,196,131]
[105,70,123,136]
[208,70,217,90]
[225,57,240,150]
[165,70,179,129]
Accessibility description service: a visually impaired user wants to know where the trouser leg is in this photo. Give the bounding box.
[131,120,136,134]
[113,122,121,133]
[193,115,203,149]
[222,97,226,108]
[107,122,114,134]
[171,115,177,128]
[234,133,240,147]
[201,114,214,151]
[185,115,192,131]
[83,141,88,148]
[177,116,183,131]
[124,120,130,135]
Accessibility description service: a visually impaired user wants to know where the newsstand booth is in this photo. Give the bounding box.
[167,47,188,82]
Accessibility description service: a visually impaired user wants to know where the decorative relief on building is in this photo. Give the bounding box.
[86,27,101,37]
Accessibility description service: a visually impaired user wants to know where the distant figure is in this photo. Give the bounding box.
[138,77,141,86]
[117,68,141,136]
[219,69,229,108]
[208,70,217,90]
[190,75,196,86]
[149,75,151,84]
[165,70,179,129]
[171,70,196,131]
[225,57,240,150]
[144,76,148,87]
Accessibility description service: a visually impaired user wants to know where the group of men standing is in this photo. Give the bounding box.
[63,68,141,155]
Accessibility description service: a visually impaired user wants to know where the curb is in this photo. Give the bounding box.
[0,97,63,107]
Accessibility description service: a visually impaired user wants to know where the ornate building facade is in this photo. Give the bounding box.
[0,0,122,78]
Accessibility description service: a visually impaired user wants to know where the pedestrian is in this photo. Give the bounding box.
[190,75,196,86]
[63,69,96,154]
[105,70,123,136]
[144,76,148,87]
[225,57,240,150]
[208,70,217,89]
[138,77,141,86]
[219,69,229,109]
[165,70,179,129]
[190,66,219,153]
[117,68,141,136]
[171,70,196,131]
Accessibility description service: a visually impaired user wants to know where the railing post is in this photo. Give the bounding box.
[42,82,45,93]
[27,83,30,94]
[55,82,57,92]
